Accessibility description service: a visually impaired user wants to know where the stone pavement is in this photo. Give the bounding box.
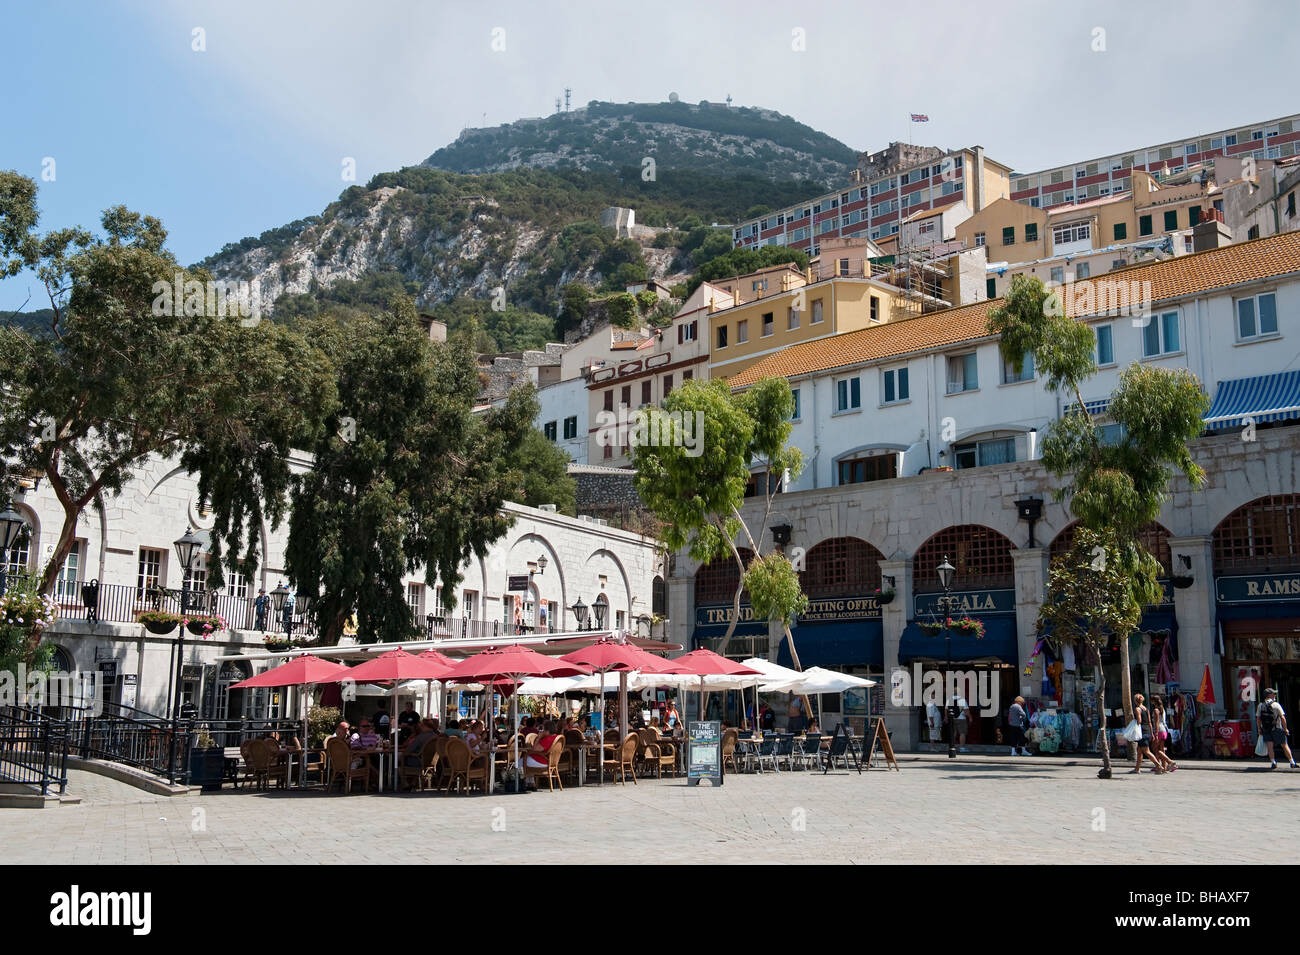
[2,760,1294,864]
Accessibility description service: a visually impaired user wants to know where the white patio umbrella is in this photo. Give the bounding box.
[759,667,877,733]
[742,658,802,730]
[516,676,584,696]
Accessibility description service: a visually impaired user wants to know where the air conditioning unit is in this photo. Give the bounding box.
[538,504,558,513]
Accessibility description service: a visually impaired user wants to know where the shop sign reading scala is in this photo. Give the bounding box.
[1215,573,1300,603]
[912,589,1015,618]
[696,595,881,626]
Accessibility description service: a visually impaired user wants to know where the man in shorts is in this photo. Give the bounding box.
[1257,688,1297,770]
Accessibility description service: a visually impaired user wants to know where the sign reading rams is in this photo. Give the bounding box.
[1216,573,1300,604]
[696,595,881,627]
[913,589,1016,617]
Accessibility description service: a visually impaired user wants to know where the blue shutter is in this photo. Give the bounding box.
[851,377,861,408]
[899,367,909,400]
[884,371,895,404]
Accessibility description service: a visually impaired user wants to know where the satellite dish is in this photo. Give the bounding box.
[668,92,679,103]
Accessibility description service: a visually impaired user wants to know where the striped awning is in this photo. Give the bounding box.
[1065,398,1111,417]
[1203,371,1300,430]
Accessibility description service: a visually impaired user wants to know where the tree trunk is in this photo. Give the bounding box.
[1119,630,1135,725]
[1095,645,1112,778]
[781,622,815,732]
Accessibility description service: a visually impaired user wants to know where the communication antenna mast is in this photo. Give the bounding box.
[726,94,733,107]
[564,87,571,112]
[555,96,562,113]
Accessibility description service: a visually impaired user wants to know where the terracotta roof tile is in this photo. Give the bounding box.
[726,232,1300,388]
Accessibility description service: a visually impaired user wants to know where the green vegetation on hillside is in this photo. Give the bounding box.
[685,245,810,296]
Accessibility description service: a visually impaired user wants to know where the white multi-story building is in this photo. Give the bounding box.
[672,232,1300,752]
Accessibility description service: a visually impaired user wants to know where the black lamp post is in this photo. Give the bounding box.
[271,582,293,639]
[0,504,27,596]
[936,556,958,760]
[571,596,589,632]
[169,526,203,783]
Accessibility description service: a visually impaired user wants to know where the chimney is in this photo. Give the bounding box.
[1192,210,1233,251]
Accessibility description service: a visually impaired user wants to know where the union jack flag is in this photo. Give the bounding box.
[911,113,929,122]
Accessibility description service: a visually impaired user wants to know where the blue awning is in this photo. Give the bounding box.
[1203,370,1300,430]
[898,615,1019,665]
[1137,608,1178,636]
[1216,602,1300,622]
[777,620,883,669]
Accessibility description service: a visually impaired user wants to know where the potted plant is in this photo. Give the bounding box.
[185,613,227,637]
[917,620,943,637]
[500,764,527,794]
[263,633,291,652]
[946,617,986,639]
[189,726,226,791]
[136,610,180,635]
[876,587,896,606]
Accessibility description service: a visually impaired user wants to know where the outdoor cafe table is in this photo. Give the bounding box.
[352,747,393,793]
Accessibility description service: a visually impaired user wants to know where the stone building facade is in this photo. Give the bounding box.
[8,454,664,722]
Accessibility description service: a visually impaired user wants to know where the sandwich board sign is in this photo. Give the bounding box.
[687,720,723,786]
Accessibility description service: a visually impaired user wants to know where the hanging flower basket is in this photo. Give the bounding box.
[185,614,227,638]
[946,617,985,639]
[136,610,180,635]
[876,588,896,606]
[263,634,291,652]
[917,621,943,637]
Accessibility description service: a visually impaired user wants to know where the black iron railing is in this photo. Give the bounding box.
[0,706,70,796]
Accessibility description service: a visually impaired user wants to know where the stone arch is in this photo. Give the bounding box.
[1049,520,1173,575]
[694,548,755,606]
[1212,494,1300,574]
[800,536,886,597]
[912,524,1015,593]
[583,547,633,629]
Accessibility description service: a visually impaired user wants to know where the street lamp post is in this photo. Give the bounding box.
[271,582,292,641]
[936,556,958,760]
[169,526,203,783]
[570,597,589,632]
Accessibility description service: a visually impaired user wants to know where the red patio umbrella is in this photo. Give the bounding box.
[441,646,590,793]
[231,654,353,688]
[560,638,686,782]
[231,654,355,787]
[346,649,452,683]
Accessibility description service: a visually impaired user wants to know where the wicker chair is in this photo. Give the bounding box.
[325,737,370,794]
[432,737,452,790]
[524,737,565,791]
[644,736,677,778]
[603,734,639,785]
[721,729,740,775]
[443,737,489,795]
[397,738,439,792]
[237,741,267,789]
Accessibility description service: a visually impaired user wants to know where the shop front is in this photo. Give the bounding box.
[779,594,885,731]
[1216,572,1300,727]
[899,588,1019,748]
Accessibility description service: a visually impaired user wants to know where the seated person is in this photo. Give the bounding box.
[442,718,463,738]
[332,722,356,745]
[351,721,382,750]
[806,719,821,734]
[520,720,562,785]
[396,702,421,744]
[465,720,488,758]
[400,718,440,778]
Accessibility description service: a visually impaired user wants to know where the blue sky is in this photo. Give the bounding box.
[4,0,1294,309]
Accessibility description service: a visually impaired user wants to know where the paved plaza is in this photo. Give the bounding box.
[3,759,1294,864]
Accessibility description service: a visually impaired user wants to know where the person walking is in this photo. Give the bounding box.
[1130,693,1163,774]
[1257,688,1298,770]
[950,693,971,752]
[1149,695,1177,772]
[1007,696,1030,756]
